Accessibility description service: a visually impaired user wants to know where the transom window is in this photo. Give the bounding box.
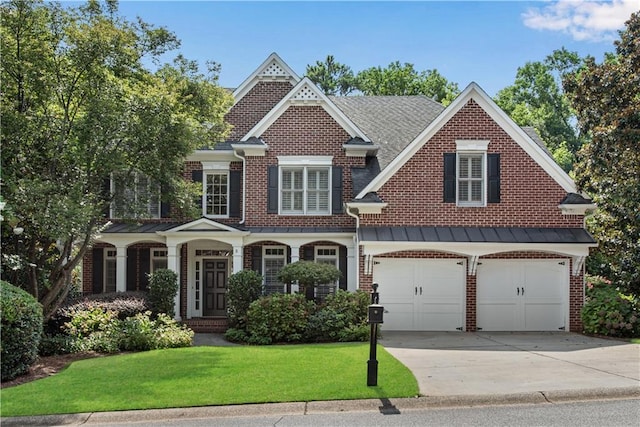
[110,172,160,219]
[205,172,228,217]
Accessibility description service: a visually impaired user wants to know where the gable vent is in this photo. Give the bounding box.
[292,84,320,101]
[260,61,288,77]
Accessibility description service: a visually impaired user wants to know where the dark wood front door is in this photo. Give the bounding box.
[203,259,228,317]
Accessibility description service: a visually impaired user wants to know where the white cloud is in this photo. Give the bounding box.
[522,0,638,42]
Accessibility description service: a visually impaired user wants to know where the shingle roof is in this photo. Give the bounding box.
[359,226,595,244]
[522,126,553,157]
[330,95,445,170]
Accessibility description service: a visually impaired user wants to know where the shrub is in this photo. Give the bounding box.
[223,327,249,343]
[304,290,371,343]
[581,275,639,338]
[323,289,370,326]
[1,281,44,381]
[63,307,122,353]
[148,269,179,317]
[277,261,342,300]
[226,270,263,329]
[246,293,315,344]
[48,291,150,334]
[39,333,75,356]
[338,323,371,342]
[119,312,193,351]
[305,309,347,342]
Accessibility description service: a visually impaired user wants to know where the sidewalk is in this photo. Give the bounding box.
[3,332,639,426]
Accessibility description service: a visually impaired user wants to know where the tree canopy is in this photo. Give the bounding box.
[494,48,586,172]
[0,0,233,317]
[306,57,460,105]
[564,12,640,295]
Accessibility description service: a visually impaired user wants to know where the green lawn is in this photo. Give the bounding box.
[0,343,418,417]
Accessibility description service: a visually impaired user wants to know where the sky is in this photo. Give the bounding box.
[110,0,637,96]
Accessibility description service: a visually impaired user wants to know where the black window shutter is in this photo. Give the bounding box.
[139,248,151,290]
[229,170,241,218]
[127,248,137,291]
[160,184,171,218]
[191,170,203,213]
[267,166,278,213]
[331,166,343,214]
[488,153,500,203]
[339,246,347,290]
[92,248,104,294]
[251,246,262,273]
[303,246,314,261]
[443,153,456,203]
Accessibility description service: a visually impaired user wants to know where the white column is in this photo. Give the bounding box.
[232,245,243,273]
[347,245,358,292]
[115,245,127,292]
[166,244,181,320]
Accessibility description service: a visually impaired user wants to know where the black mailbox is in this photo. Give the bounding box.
[368,304,384,324]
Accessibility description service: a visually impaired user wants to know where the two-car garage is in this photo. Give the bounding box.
[373,257,569,332]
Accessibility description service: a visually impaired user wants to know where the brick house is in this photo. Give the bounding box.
[82,53,596,333]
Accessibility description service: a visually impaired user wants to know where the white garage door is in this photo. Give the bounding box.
[476,259,568,331]
[373,258,466,331]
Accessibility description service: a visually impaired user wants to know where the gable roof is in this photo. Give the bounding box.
[355,82,578,199]
[242,77,370,141]
[232,53,300,104]
[330,95,445,169]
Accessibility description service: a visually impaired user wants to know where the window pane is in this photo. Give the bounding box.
[471,157,483,178]
[205,173,228,216]
[471,181,483,201]
[459,157,469,178]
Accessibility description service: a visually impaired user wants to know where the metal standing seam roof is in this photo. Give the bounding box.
[102,222,183,233]
[358,226,596,244]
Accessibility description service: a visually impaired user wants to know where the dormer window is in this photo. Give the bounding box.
[444,141,500,206]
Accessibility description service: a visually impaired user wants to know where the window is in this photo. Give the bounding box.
[457,153,485,205]
[151,249,168,273]
[280,167,329,214]
[315,246,338,301]
[263,246,286,295]
[444,141,500,206]
[104,250,117,293]
[111,172,160,219]
[205,172,228,217]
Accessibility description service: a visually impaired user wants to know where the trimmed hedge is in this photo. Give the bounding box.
[148,269,179,317]
[1,281,43,381]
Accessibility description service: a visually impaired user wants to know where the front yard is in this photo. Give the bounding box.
[0,343,418,417]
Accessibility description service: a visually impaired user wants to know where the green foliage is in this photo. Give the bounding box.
[305,309,348,342]
[581,275,639,338]
[39,333,75,356]
[277,260,341,300]
[226,269,263,329]
[118,312,194,351]
[0,0,232,318]
[223,327,249,343]
[148,269,179,317]
[0,281,43,381]
[565,12,640,295]
[305,290,371,342]
[246,293,315,344]
[355,61,460,105]
[494,48,585,168]
[324,289,370,326]
[306,55,355,96]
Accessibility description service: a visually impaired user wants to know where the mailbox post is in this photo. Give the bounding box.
[367,283,383,386]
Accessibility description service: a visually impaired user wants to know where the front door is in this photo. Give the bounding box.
[203,259,228,316]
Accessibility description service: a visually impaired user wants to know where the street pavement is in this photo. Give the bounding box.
[3,331,639,426]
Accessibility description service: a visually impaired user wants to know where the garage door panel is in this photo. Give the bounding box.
[524,303,565,330]
[476,303,518,331]
[384,302,416,331]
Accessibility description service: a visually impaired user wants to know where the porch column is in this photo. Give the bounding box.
[347,245,357,292]
[232,245,243,273]
[166,244,181,321]
[115,244,127,292]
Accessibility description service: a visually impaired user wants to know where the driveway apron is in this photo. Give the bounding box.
[380,331,640,396]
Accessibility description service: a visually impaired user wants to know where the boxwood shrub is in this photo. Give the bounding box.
[246,293,315,344]
[1,281,43,381]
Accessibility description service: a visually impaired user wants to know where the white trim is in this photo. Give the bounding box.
[277,155,333,166]
[231,143,267,157]
[343,143,379,157]
[279,165,331,215]
[456,139,490,151]
[187,150,237,163]
[203,170,230,219]
[356,82,577,199]
[456,152,487,207]
[558,203,597,215]
[201,162,230,171]
[232,53,300,105]
[242,77,369,141]
[344,201,388,215]
[158,217,246,234]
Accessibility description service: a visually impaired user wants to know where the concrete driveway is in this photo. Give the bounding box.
[380,331,640,397]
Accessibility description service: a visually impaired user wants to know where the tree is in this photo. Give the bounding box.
[494,48,585,171]
[306,55,355,96]
[0,0,233,318]
[564,12,640,295]
[276,261,342,301]
[355,61,460,105]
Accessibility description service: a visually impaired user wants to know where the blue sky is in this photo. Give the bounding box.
[113,1,637,96]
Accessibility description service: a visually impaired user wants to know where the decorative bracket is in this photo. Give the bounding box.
[468,255,479,276]
[572,256,586,276]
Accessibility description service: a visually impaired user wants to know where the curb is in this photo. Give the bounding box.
[3,386,638,426]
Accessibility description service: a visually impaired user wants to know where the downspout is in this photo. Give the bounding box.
[233,149,247,224]
[345,203,360,291]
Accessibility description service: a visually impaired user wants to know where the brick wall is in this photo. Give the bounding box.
[243,105,364,228]
[226,81,294,140]
[362,100,583,228]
